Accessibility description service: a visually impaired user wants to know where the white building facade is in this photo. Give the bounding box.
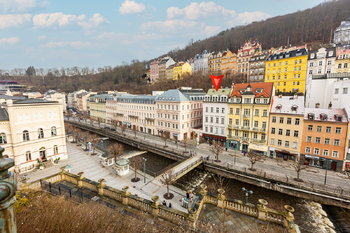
[193,50,210,74]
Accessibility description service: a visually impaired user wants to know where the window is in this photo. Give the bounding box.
[277,140,282,146]
[334,139,340,146]
[327,60,332,65]
[222,108,225,113]
[51,126,57,136]
[279,117,284,124]
[308,125,313,131]
[343,88,348,94]
[254,121,259,127]
[243,120,250,127]
[292,142,298,149]
[315,137,321,143]
[261,134,266,140]
[205,127,208,132]
[314,148,320,155]
[229,118,232,125]
[26,151,31,161]
[307,136,312,142]
[270,138,275,145]
[286,130,290,136]
[324,138,330,145]
[210,117,213,123]
[278,129,283,135]
[285,141,289,148]
[262,121,266,129]
[272,116,276,123]
[53,145,58,154]
[216,118,219,124]
[236,108,239,114]
[23,130,30,141]
[263,110,267,116]
[335,127,341,134]
[287,118,291,124]
[295,118,300,125]
[294,130,299,137]
[235,119,239,125]
[317,126,322,132]
[305,147,311,153]
[0,133,6,144]
[323,149,329,156]
[332,151,339,158]
[253,133,258,139]
[206,107,208,112]
[271,128,276,134]
[221,118,224,124]
[335,88,339,94]
[211,107,213,113]
[216,107,219,113]
[255,109,259,116]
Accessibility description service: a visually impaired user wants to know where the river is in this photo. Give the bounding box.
[100,138,350,233]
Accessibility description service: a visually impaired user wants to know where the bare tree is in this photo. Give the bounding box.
[160,169,176,199]
[209,143,225,162]
[64,123,73,141]
[132,125,138,138]
[97,117,103,128]
[120,124,127,135]
[90,133,100,155]
[111,120,119,132]
[130,156,143,182]
[161,131,170,147]
[291,157,307,181]
[83,112,90,124]
[66,111,72,120]
[246,151,263,171]
[81,131,92,151]
[108,143,124,162]
[182,137,189,153]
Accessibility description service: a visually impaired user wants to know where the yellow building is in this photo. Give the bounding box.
[173,62,192,80]
[89,94,114,122]
[166,65,174,80]
[267,95,305,161]
[226,83,274,156]
[208,51,223,76]
[221,50,238,78]
[265,48,308,93]
[335,45,350,73]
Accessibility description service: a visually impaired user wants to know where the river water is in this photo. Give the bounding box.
[101,138,350,233]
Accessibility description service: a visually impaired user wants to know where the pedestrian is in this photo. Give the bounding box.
[162,200,166,206]
[189,192,193,202]
[169,202,172,208]
[186,190,189,199]
[225,147,228,151]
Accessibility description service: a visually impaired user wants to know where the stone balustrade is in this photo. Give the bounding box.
[21,171,297,232]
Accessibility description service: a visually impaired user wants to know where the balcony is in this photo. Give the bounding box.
[260,128,266,132]
[243,114,250,118]
[241,126,250,130]
[145,117,155,121]
[233,125,240,129]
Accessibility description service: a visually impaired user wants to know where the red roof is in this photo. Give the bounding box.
[230,83,274,98]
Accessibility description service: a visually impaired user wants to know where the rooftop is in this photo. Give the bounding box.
[0,108,9,121]
[270,96,305,115]
[267,48,308,61]
[230,83,274,98]
[206,88,232,96]
[304,108,348,123]
[14,99,58,104]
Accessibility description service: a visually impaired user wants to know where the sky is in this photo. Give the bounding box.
[0,0,326,71]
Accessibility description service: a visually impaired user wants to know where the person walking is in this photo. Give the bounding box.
[186,190,189,199]
[169,202,172,208]
[162,200,166,206]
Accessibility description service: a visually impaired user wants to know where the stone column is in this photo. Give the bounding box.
[122,186,130,205]
[77,172,85,188]
[187,207,197,228]
[199,184,207,196]
[256,199,268,221]
[151,196,160,217]
[216,188,226,208]
[0,147,17,233]
[97,178,106,196]
[283,205,295,230]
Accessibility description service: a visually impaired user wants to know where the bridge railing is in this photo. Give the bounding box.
[173,158,202,180]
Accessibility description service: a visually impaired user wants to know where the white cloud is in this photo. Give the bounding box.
[41,41,92,49]
[141,19,204,33]
[119,0,145,15]
[228,11,271,26]
[0,37,20,45]
[0,14,32,29]
[77,13,109,30]
[32,12,86,28]
[0,0,49,13]
[202,25,221,36]
[95,31,116,40]
[38,35,45,39]
[167,2,236,20]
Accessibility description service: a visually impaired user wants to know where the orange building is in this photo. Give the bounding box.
[221,50,238,78]
[237,40,262,78]
[301,108,349,171]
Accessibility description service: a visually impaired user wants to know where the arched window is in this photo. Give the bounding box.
[51,126,57,136]
[53,145,58,154]
[48,112,52,118]
[34,113,38,119]
[25,114,29,120]
[0,133,7,144]
[38,128,44,139]
[26,151,31,161]
[23,130,30,141]
[39,147,46,160]
[19,114,23,121]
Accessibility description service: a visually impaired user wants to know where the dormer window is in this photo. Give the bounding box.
[320,114,327,121]
[256,89,262,93]
[276,105,282,110]
[329,51,333,56]
[310,53,315,59]
[256,99,260,104]
[335,115,343,121]
[308,114,314,120]
[291,105,298,111]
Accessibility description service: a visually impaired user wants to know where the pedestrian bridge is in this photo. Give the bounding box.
[120,151,147,159]
[156,156,202,182]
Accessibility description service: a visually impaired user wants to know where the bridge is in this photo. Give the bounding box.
[156,156,202,182]
[121,151,147,160]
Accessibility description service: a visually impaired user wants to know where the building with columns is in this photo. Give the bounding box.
[155,88,205,141]
[0,96,67,173]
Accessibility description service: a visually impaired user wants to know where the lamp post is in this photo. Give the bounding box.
[242,187,253,204]
[234,145,237,164]
[324,159,332,185]
[143,157,147,183]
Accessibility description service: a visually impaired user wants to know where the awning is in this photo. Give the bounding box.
[305,155,323,160]
[275,150,297,156]
[249,143,269,152]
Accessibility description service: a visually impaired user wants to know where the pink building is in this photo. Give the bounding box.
[150,60,160,82]
[106,95,118,124]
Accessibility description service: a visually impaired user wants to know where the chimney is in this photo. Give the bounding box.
[278,94,282,98]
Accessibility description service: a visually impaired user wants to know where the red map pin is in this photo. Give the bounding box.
[210,74,224,92]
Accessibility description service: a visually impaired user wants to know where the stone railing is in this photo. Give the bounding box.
[21,169,297,232]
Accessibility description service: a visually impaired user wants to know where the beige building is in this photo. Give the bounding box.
[44,90,67,111]
[0,96,67,173]
[267,95,305,161]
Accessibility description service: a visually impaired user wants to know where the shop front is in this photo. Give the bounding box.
[227,140,240,150]
[202,134,226,146]
[249,143,268,156]
[172,133,178,141]
[303,155,341,171]
[275,150,297,161]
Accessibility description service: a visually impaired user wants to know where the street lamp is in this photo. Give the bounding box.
[324,159,332,185]
[234,144,237,164]
[242,187,253,204]
[143,157,147,183]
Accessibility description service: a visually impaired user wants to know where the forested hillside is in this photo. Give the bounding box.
[2,0,350,94]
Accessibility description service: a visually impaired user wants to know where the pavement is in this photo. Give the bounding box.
[23,142,192,213]
[67,118,350,189]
